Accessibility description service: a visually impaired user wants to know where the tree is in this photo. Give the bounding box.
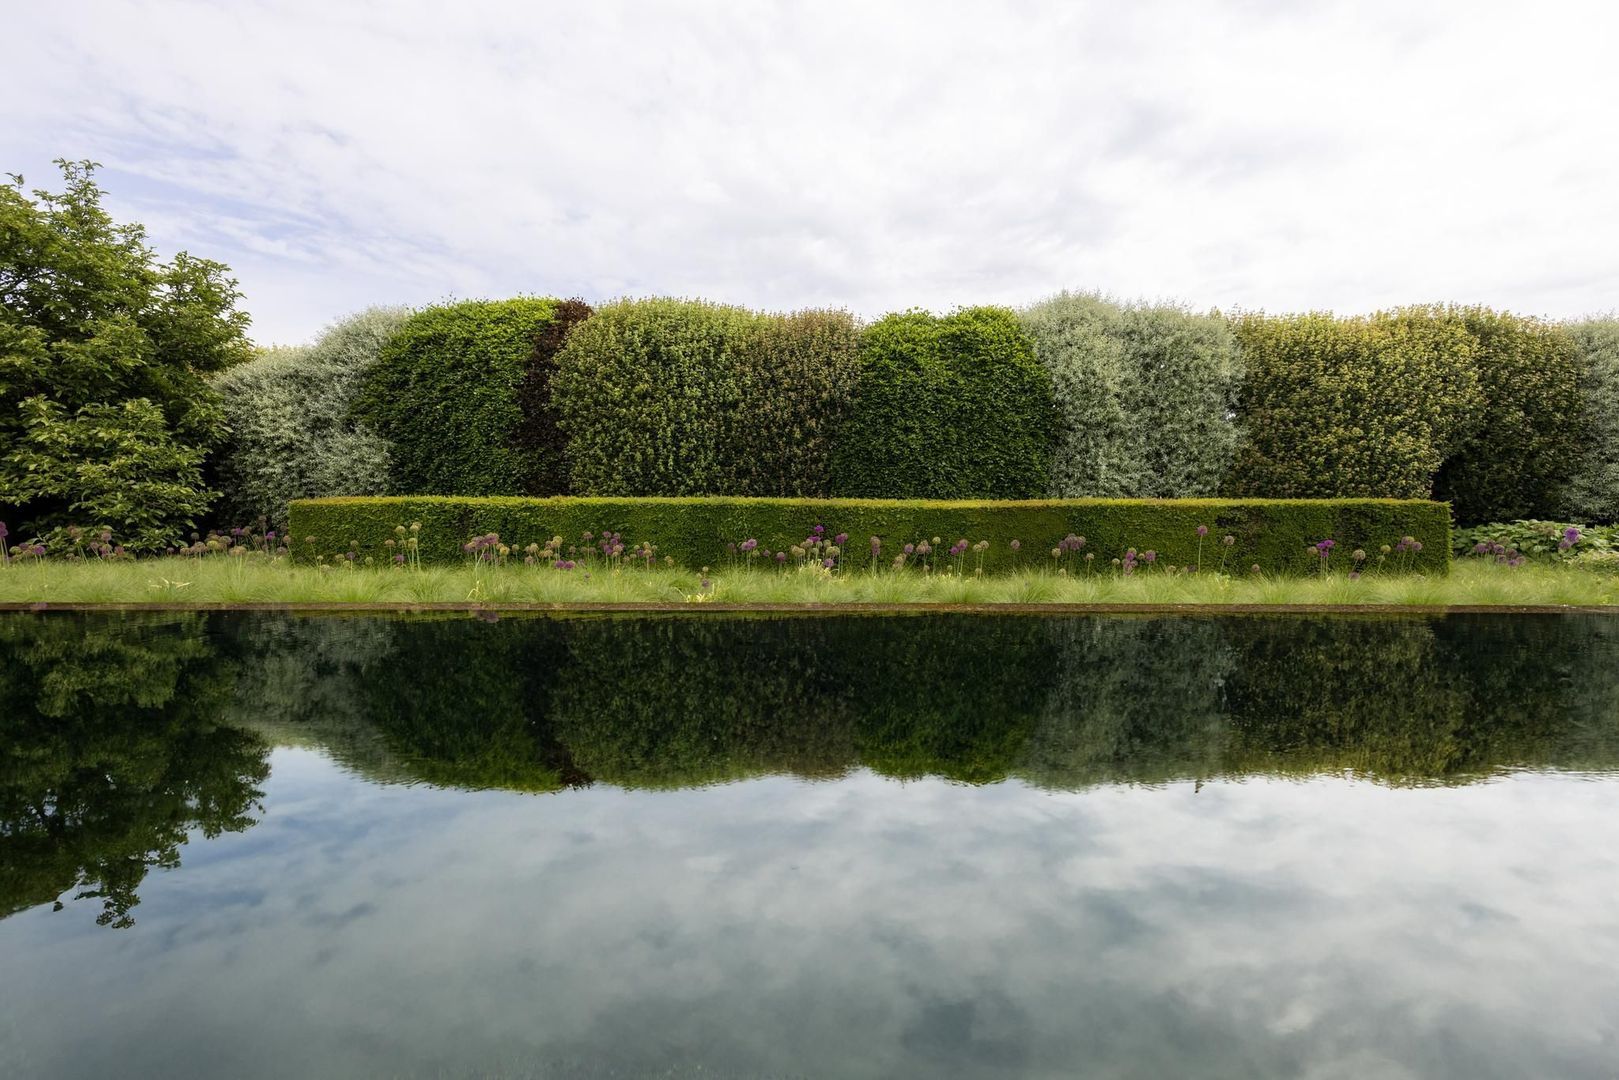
[0,159,253,548]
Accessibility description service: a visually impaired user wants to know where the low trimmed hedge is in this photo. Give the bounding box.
[289,496,1451,575]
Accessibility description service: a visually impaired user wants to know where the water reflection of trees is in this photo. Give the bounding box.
[5,611,1619,926]
[333,613,1619,792]
[0,615,268,927]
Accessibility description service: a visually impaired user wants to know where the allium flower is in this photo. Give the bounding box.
[1196,525,1209,537]
[834,532,849,546]
[740,538,758,552]
[812,524,826,535]
[1222,535,1235,546]
[1251,564,1261,574]
[1352,549,1367,562]
[777,551,788,563]
[903,543,915,555]
[0,522,7,540]
[1348,571,1361,581]
[1142,550,1157,564]
[396,554,408,565]
[822,558,834,569]
[1009,539,1020,551]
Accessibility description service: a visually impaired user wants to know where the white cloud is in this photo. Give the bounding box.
[4,0,1617,344]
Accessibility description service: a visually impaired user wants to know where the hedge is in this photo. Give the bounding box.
[551,298,762,496]
[1429,306,1584,523]
[1020,293,1242,498]
[512,297,593,496]
[352,298,560,496]
[1225,310,1483,499]
[550,299,862,498]
[1562,319,1619,524]
[211,307,406,525]
[288,495,1451,574]
[726,308,862,497]
[829,307,1057,498]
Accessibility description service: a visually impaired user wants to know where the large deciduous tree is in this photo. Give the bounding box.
[0,160,253,549]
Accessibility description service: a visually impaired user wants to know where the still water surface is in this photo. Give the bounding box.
[2,612,1618,1078]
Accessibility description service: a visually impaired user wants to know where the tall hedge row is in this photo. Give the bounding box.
[1019,293,1242,498]
[224,296,1618,528]
[1559,319,1619,524]
[1225,310,1484,499]
[828,307,1057,499]
[352,298,561,497]
[1429,306,1585,523]
[212,307,406,524]
[551,299,861,498]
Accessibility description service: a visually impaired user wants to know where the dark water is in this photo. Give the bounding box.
[3,612,1619,1079]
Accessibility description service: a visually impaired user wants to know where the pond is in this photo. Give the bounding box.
[2,611,1618,1079]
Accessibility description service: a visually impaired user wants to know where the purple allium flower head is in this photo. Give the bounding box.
[1316,539,1336,551]
[0,522,8,540]
[1142,550,1157,563]
[822,558,835,568]
[812,524,825,535]
[903,543,915,555]
[1196,525,1209,537]
[1348,571,1361,581]
[396,554,407,565]
[835,533,849,546]
[740,538,758,552]
[776,551,788,563]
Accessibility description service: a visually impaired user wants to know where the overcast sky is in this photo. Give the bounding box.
[7,0,1617,345]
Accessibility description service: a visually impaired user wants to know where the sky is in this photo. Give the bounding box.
[6,0,1617,346]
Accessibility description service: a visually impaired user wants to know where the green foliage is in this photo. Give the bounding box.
[235,612,1619,795]
[1020,293,1243,497]
[1431,306,1585,523]
[1452,520,1619,560]
[4,396,214,550]
[0,160,253,545]
[288,494,1452,575]
[512,297,593,496]
[353,298,560,496]
[550,298,759,495]
[0,614,267,925]
[1561,319,1619,524]
[212,307,406,525]
[1225,310,1483,499]
[829,307,1056,498]
[726,308,862,496]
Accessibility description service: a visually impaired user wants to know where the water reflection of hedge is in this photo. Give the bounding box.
[344,614,1619,791]
[6,612,1619,927]
[0,615,268,926]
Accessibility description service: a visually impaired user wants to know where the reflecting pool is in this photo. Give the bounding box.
[3,612,1618,1078]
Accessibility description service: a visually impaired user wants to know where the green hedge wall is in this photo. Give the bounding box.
[352,298,560,496]
[1430,306,1584,523]
[1225,310,1483,499]
[829,307,1057,498]
[550,298,762,496]
[550,299,862,498]
[1020,293,1243,498]
[212,307,406,525]
[288,495,1451,574]
[1560,319,1619,524]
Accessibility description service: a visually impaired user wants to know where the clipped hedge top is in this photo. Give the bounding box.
[290,494,1451,577]
[296,494,1446,510]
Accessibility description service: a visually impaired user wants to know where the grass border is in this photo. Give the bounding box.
[4,601,1616,616]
